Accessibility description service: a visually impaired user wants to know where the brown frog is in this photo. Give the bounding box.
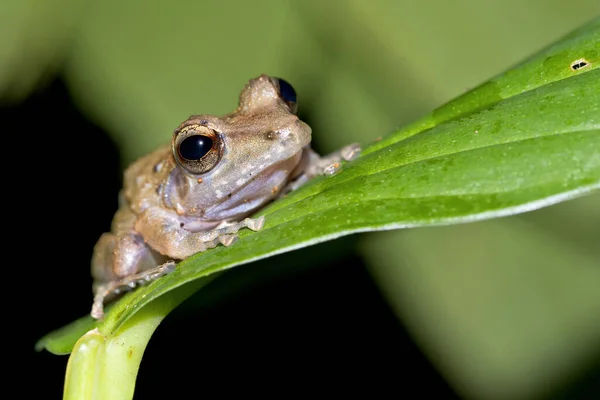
[91,75,360,319]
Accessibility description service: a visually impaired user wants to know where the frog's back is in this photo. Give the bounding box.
[123,145,175,213]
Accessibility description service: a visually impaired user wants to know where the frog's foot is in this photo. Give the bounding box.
[216,216,266,235]
[282,144,362,193]
[208,216,266,247]
[340,143,362,162]
[322,143,361,175]
[91,261,177,320]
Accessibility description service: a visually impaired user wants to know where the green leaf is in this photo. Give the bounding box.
[37,18,600,357]
[363,16,600,154]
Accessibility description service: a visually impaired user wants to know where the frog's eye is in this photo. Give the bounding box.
[172,125,222,175]
[274,77,298,114]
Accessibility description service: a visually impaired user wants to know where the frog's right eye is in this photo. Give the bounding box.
[274,77,298,115]
[172,125,222,175]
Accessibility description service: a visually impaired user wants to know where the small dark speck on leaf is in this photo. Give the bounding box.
[570,58,590,71]
[180,222,185,228]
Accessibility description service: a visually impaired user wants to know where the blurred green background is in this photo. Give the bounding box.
[5,1,599,399]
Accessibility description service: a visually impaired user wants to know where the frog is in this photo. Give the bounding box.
[90,74,361,319]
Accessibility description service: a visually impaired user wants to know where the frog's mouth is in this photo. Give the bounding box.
[201,152,304,223]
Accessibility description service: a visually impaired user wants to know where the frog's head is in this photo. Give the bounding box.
[166,75,312,221]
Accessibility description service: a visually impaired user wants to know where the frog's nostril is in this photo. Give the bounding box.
[264,131,277,141]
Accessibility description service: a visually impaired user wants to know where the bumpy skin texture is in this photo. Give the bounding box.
[90,75,360,319]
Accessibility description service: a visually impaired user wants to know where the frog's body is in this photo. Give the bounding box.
[90,75,360,319]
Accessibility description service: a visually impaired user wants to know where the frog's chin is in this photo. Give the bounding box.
[198,152,304,225]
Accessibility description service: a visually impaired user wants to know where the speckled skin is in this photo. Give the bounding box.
[90,75,360,319]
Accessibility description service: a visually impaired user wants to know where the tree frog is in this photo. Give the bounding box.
[91,75,360,319]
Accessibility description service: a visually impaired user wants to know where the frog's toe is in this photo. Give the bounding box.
[219,234,238,247]
[325,162,341,175]
[341,143,361,161]
[91,297,106,320]
[246,215,266,231]
[90,261,177,320]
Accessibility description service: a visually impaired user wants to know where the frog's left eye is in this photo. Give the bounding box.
[172,125,222,175]
[274,77,298,114]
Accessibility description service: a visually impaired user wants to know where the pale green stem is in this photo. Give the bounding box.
[62,276,217,400]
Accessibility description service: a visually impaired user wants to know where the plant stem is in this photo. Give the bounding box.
[62,276,217,400]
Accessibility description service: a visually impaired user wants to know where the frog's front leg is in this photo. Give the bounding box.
[90,231,175,319]
[316,142,362,175]
[135,207,266,260]
[90,208,265,320]
[284,143,361,193]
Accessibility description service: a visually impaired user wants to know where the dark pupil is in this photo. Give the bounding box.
[277,78,297,104]
[179,135,213,161]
